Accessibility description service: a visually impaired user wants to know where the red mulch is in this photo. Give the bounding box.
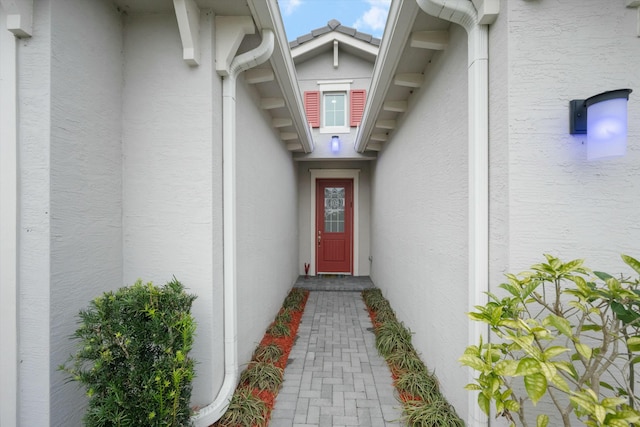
[212,291,309,427]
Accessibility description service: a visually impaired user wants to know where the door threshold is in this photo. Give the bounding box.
[317,273,352,277]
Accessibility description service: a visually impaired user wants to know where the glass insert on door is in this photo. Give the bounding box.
[324,187,345,232]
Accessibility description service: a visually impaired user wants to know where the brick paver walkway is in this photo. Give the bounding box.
[270,289,403,426]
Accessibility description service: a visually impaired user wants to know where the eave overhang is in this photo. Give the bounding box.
[112,0,313,154]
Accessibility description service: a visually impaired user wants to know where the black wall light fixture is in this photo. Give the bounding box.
[570,89,632,160]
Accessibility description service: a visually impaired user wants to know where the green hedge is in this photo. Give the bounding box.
[61,279,197,427]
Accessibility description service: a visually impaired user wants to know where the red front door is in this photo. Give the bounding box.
[316,179,353,274]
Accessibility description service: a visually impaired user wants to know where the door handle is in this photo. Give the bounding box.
[317,230,321,245]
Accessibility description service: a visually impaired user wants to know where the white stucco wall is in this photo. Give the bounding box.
[121,11,220,409]
[504,1,640,275]
[297,161,372,276]
[369,22,470,419]
[236,76,300,364]
[49,1,124,425]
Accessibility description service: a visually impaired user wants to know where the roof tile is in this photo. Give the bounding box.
[289,19,379,49]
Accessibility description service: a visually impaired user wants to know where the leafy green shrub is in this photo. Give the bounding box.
[396,370,440,402]
[240,362,284,392]
[60,279,197,427]
[216,388,268,427]
[375,319,413,357]
[402,394,465,427]
[252,344,283,364]
[461,254,640,427]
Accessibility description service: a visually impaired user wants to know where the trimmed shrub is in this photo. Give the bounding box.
[60,279,197,427]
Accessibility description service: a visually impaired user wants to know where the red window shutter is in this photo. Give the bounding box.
[304,91,320,128]
[350,89,366,127]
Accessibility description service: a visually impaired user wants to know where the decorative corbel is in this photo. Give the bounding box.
[1,0,33,37]
[173,0,200,66]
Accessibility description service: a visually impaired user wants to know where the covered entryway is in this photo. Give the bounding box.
[316,178,353,274]
[305,168,365,277]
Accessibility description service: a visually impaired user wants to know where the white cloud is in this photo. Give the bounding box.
[352,0,391,33]
[280,0,303,16]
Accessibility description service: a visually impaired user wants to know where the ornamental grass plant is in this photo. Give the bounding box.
[216,388,268,427]
[362,288,464,427]
[252,344,283,365]
[214,288,309,427]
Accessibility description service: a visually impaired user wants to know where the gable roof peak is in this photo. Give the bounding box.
[327,19,341,30]
[289,18,380,50]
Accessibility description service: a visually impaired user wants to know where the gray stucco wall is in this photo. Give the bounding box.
[296,49,373,91]
[50,1,124,425]
[491,4,640,423]
[369,22,470,419]
[16,0,124,425]
[18,1,53,425]
[236,75,300,364]
[17,4,303,423]
[121,11,220,409]
[296,50,374,157]
[502,1,640,274]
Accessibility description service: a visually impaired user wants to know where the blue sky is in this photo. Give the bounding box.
[278,0,391,41]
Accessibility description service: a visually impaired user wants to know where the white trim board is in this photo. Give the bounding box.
[309,169,360,276]
[0,8,19,426]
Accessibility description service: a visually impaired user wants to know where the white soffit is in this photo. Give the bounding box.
[248,0,314,153]
[410,30,448,50]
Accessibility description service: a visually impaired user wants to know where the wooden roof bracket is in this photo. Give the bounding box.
[1,0,33,37]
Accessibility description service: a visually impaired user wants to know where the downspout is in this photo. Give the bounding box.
[415,1,490,426]
[192,28,275,427]
[0,7,19,427]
